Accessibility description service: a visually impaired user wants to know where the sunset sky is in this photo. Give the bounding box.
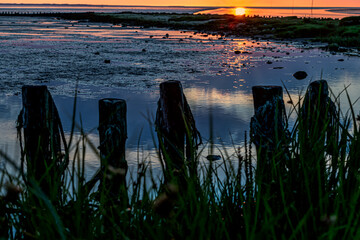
[1,0,360,7]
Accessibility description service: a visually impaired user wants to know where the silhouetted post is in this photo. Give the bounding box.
[156,81,185,177]
[300,80,337,207]
[252,86,283,112]
[20,85,64,197]
[301,80,336,159]
[98,98,128,207]
[251,85,287,209]
[301,80,336,137]
[155,80,201,188]
[251,85,286,168]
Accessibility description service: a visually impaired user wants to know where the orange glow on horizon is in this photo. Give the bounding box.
[0,0,237,6]
[235,7,246,15]
[2,0,360,7]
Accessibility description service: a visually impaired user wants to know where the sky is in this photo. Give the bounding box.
[1,0,360,7]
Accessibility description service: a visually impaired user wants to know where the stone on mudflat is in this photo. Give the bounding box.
[293,71,308,80]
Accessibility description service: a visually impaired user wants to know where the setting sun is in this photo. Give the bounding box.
[235,7,246,16]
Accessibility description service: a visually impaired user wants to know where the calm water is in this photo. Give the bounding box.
[1,12,360,178]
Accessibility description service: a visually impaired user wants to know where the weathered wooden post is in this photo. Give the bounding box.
[251,85,287,170]
[250,85,287,208]
[98,98,128,206]
[155,80,202,184]
[301,80,336,161]
[300,80,337,207]
[301,80,336,136]
[19,85,65,197]
[156,81,186,176]
[252,86,283,112]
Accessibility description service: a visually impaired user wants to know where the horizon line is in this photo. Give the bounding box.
[0,3,359,9]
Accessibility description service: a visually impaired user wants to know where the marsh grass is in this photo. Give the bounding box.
[1,85,360,239]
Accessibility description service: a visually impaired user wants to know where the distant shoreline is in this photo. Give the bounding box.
[1,4,359,19]
[0,3,214,8]
[328,8,360,14]
[0,3,359,10]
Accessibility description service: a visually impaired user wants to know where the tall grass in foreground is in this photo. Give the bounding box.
[1,87,360,239]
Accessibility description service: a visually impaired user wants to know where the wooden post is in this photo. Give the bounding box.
[251,85,285,155]
[98,98,128,206]
[156,81,185,175]
[252,86,283,112]
[301,80,336,156]
[155,80,201,187]
[300,80,336,206]
[301,80,335,132]
[20,85,63,196]
[250,85,287,201]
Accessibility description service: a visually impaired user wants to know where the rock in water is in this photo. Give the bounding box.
[293,71,308,80]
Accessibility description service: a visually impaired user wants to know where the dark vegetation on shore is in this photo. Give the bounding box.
[2,11,360,49]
